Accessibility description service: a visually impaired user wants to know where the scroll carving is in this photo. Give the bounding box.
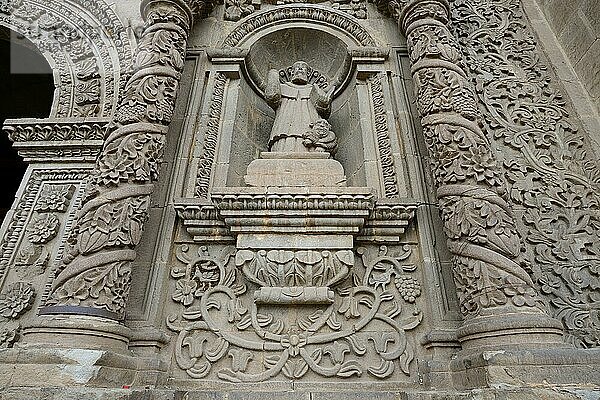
[167,244,422,381]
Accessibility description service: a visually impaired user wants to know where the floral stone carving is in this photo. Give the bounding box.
[451,0,600,347]
[167,244,422,381]
[0,282,35,320]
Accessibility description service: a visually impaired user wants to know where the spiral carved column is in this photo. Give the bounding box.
[391,0,563,349]
[38,0,211,321]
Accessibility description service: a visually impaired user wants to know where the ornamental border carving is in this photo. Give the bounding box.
[0,169,90,287]
[0,0,133,118]
[222,4,377,48]
[196,73,228,198]
[369,74,399,198]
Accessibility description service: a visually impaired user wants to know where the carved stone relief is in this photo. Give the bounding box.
[167,242,423,381]
[0,169,88,347]
[0,0,132,117]
[196,73,228,198]
[451,0,600,347]
[224,0,260,21]
[368,74,400,198]
[222,5,377,48]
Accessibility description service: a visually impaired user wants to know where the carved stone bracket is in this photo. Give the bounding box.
[210,187,374,305]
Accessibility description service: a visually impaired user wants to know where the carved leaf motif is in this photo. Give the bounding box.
[324,341,350,364]
[282,358,309,379]
[228,349,253,372]
[337,360,362,378]
[0,282,35,319]
[368,360,395,379]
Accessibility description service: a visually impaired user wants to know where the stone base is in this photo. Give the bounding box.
[244,152,346,187]
[0,386,598,400]
[1,338,598,398]
[20,315,132,354]
[451,347,600,391]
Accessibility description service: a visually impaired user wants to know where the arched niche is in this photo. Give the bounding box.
[0,0,133,118]
[200,13,393,195]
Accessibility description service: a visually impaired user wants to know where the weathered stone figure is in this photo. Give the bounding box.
[264,61,336,153]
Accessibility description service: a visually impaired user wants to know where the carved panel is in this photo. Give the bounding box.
[167,243,423,381]
[0,169,90,347]
[451,0,600,347]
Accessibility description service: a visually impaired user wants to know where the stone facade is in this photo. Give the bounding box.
[0,0,598,398]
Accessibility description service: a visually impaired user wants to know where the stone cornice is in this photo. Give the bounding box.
[3,118,109,162]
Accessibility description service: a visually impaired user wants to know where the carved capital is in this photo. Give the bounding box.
[396,0,449,35]
[141,0,215,28]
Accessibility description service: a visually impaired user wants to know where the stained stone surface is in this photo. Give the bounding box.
[0,0,598,398]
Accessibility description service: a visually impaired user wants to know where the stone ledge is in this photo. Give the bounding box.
[0,388,598,400]
[451,348,600,390]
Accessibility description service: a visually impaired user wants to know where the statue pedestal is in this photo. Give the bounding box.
[211,187,374,305]
[244,152,346,187]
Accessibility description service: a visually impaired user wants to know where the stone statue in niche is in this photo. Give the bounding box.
[264,61,338,156]
[244,61,346,187]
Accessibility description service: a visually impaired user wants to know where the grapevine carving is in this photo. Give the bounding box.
[44,0,216,320]
[381,0,556,323]
[167,244,422,381]
[451,0,600,346]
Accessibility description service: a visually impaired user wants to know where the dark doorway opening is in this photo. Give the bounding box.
[0,26,54,223]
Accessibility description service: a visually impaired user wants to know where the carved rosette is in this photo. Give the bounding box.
[41,0,214,320]
[390,0,562,344]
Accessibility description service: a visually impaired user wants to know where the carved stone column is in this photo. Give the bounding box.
[390,0,564,350]
[37,0,210,321]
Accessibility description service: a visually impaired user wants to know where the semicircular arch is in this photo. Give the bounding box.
[0,0,133,118]
[223,4,378,48]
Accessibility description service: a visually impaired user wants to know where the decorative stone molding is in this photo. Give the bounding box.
[381,0,564,348]
[0,0,132,117]
[195,73,228,198]
[3,118,109,162]
[41,0,217,321]
[358,202,416,243]
[368,74,400,198]
[222,4,377,47]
